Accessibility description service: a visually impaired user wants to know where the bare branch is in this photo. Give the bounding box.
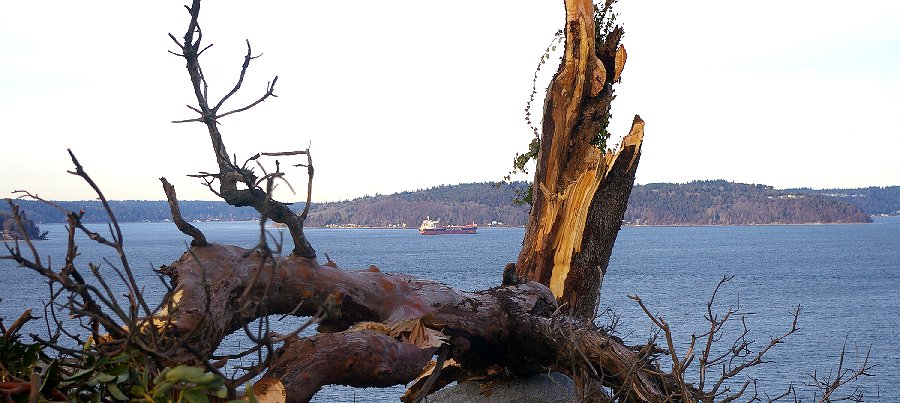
[808,341,874,402]
[173,0,314,258]
[212,39,254,113]
[300,149,314,220]
[215,77,279,119]
[261,150,308,157]
[160,177,209,247]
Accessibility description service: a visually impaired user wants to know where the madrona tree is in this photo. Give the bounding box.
[4,1,835,402]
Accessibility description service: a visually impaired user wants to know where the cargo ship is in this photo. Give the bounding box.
[418,218,477,235]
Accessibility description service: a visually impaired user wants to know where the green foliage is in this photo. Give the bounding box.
[151,366,228,402]
[591,111,613,149]
[60,352,230,402]
[0,337,40,381]
[513,138,541,175]
[514,183,534,206]
[0,321,231,402]
[505,138,541,203]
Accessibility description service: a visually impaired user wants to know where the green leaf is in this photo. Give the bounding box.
[212,385,228,398]
[152,380,176,399]
[142,360,151,387]
[95,355,110,367]
[40,359,61,396]
[181,386,211,403]
[116,372,130,384]
[95,373,117,383]
[107,383,129,401]
[67,367,97,381]
[228,382,257,403]
[106,364,129,376]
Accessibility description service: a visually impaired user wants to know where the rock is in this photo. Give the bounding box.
[426,373,575,403]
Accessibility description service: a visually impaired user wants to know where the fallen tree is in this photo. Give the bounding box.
[2,1,872,402]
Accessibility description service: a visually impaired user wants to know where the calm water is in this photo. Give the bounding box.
[1,218,897,401]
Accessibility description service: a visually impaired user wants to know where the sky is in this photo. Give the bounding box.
[1,1,898,202]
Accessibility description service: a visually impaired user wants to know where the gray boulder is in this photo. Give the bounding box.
[426,373,575,403]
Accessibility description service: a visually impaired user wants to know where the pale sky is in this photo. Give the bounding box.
[2,1,898,202]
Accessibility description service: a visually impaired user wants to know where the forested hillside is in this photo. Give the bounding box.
[304,182,531,227]
[4,180,893,229]
[0,183,532,227]
[2,200,261,224]
[789,186,900,216]
[624,180,872,225]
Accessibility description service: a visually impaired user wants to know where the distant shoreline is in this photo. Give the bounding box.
[5,182,898,228]
[28,218,896,228]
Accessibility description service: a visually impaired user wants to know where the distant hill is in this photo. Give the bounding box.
[3,181,894,230]
[304,182,531,228]
[0,200,261,224]
[624,180,873,225]
[787,186,900,216]
[0,182,532,227]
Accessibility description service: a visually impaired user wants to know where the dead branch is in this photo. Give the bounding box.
[171,0,315,259]
[629,277,804,403]
[160,177,208,247]
[807,341,874,402]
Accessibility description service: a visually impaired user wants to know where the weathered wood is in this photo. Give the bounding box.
[564,117,643,319]
[515,0,643,320]
[160,177,208,247]
[155,243,689,401]
[262,331,435,402]
[175,0,316,259]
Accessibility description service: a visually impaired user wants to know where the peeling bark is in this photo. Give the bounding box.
[515,0,642,321]
[154,243,688,401]
[263,331,434,402]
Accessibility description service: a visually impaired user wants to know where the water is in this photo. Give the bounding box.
[1,218,897,401]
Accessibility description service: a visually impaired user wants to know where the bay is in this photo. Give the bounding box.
[1,217,897,401]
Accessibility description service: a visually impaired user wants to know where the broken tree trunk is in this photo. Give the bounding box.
[516,0,643,321]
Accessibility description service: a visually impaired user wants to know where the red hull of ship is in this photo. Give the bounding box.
[419,225,477,235]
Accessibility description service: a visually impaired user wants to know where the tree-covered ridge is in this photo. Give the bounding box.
[4,180,894,228]
[1,200,262,224]
[788,186,900,216]
[304,182,532,227]
[625,180,873,225]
